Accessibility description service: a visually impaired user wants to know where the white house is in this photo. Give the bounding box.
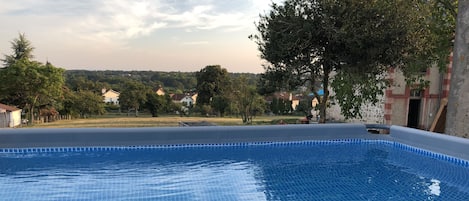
[171,93,197,107]
[102,89,120,105]
[180,96,195,107]
[0,103,22,128]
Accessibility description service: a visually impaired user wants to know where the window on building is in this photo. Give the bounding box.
[410,89,422,98]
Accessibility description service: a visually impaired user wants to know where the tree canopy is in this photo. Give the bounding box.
[118,80,148,116]
[61,89,105,118]
[0,34,64,123]
[232,76,266,124]
[195,65,231,106]
[252,0,455,122]
[2,33,34,67]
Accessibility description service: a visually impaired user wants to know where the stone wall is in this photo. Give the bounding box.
[326,89,385,124]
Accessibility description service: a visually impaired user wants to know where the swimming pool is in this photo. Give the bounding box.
[1,124,469,200]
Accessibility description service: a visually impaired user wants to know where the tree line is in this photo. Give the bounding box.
[64,70,259,94]
[0,34,272,124]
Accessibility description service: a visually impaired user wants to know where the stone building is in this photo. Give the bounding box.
[328,55,452,130]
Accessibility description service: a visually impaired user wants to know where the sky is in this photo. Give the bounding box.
[0,0,280,73]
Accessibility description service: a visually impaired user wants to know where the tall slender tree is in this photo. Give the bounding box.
[233,76,265,124]
[2,33,34,67]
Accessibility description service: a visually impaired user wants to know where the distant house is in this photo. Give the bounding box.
[171,94,185,104]
[102,88,120,105]
[265,92,297,111]
[291,94,305,111]
[180,96,194,107]
[190,93,198,105]
[171,93,197,107]
[156,88,165,96]
[0,103,22,128]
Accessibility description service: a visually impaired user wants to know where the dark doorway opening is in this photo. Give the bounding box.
[407,99,421,128]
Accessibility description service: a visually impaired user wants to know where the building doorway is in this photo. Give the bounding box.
[407,99,421,128]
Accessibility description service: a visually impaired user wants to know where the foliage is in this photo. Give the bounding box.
[232,76,266,124]
[65,89,105,118]
[251,0,455,121]
[66,76,109,94]
[2,33,34,67]
[161,94,177,114]
[428,0,457,72]
[64,70,257,92]
[118,80,147,116]
[295,98,312,115]
[198,104,213,116]
[195,65,231,109]
[331,72,388,118]
[270,98,292,115]
[0,34,64,123]
[211,95,230,117]
[104,103,120,112]
[62,69,259,118]
[144,92,165,117]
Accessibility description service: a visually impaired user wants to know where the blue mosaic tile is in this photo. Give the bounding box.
[390,141,469,168]
[1,139,468,168]
[2,139,469,200]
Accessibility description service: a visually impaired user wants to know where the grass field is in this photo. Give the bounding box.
[27,115,304,128]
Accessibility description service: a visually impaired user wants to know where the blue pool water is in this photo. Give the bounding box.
[1,140,469,201]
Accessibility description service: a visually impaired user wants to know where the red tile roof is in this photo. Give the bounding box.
[171,94,186,101]
[0,103,21,112]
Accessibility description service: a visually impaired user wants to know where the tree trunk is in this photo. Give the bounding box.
[446,0,469,137]
[319,69,331,124]
[28,105,34,125]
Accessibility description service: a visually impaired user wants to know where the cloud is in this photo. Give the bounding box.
[1,0,270,41]
[70,0,167,42]
[1,0,100,17]
[0,0,275,73]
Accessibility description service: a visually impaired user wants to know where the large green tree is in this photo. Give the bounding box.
[195,65,231,115]
[211,95,230,117]
[0,34,64,123]
[144,92,165,117]
[252,0,452,123]
[118,80,147,116]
